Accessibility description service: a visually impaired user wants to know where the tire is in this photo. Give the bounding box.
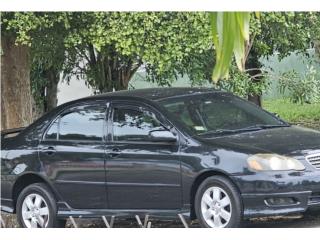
[195,176,242,228]
[16,183,66,228]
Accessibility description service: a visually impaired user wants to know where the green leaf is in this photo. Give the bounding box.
[210,12,252,82]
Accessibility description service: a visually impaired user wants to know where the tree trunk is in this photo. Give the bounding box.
[44,67,59,112]
[1,35,33,130]
[95,57,139,93]
[86,46,140,93]
[248,94,262,106]
[246,52,262,107]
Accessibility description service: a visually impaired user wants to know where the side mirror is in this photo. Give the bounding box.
[149,130,177,143]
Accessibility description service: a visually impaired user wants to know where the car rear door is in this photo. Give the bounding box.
[105,101,182,209]
[39,102,108,209]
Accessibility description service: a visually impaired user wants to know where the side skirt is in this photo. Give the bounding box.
[57,202,190,220]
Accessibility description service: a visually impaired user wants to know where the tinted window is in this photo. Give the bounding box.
[59,107,105,141]
[45,119,58,140]
[113,107,165,141]
[44,106,106,141]
[160,93,286,136]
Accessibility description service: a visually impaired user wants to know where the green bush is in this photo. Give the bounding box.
[214,67,270,98]
[278,65,320,104]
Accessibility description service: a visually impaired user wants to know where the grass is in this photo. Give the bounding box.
[263,99,320,130]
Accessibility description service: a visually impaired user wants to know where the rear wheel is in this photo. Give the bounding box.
[16,183,66,228]
[195,176,242,228]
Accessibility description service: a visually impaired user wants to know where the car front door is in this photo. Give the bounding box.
[105,102,182,209]
[39,103,108,209]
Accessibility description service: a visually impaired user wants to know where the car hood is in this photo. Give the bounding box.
[203,126,320,157]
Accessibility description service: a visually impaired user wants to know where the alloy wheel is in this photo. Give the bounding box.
[21,193,50,228]
[200,186,232,228]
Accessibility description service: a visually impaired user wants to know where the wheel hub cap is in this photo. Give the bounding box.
[21,193,49,228]
[200,186,232,228]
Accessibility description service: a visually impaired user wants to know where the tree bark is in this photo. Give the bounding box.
[44,67,59,112]
[248,94,262,106]
[246,52,262,107]
[86,45,141,93]
[91,56,140,93]
[1,35,33,130]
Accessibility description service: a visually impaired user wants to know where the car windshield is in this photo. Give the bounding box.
[159,92,288,136]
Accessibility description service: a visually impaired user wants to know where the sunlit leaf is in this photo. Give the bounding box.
[210,12,252,82]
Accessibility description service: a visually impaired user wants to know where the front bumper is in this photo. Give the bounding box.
[232,170,320,218]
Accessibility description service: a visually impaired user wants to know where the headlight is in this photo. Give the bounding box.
[247,154,305,171]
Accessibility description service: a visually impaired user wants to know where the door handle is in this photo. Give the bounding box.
[109,148,121,158]
[42,146,56,155]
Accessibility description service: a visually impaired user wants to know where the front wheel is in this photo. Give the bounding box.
[195,176,242,228]
[16,183,66,228]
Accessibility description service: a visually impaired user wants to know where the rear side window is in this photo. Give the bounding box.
[44,105,106,141]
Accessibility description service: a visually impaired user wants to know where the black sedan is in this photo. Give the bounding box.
[1,88,320,228]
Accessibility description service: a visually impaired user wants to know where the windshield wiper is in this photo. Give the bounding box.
[198,127,262,136]
[198,124,289,136]
[248,124,290,129]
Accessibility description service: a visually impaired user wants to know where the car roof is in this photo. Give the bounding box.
[83,87,222,102]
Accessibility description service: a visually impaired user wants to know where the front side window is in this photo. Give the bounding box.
[45,119,58,140]
[44,105,106,141]
[112,107,165,142]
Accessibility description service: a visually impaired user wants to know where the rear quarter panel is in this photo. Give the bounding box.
[1,135,42,202]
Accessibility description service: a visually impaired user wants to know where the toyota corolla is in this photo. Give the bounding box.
[1,88,320,228]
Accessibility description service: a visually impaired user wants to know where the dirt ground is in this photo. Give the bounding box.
[2,210,320,228]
